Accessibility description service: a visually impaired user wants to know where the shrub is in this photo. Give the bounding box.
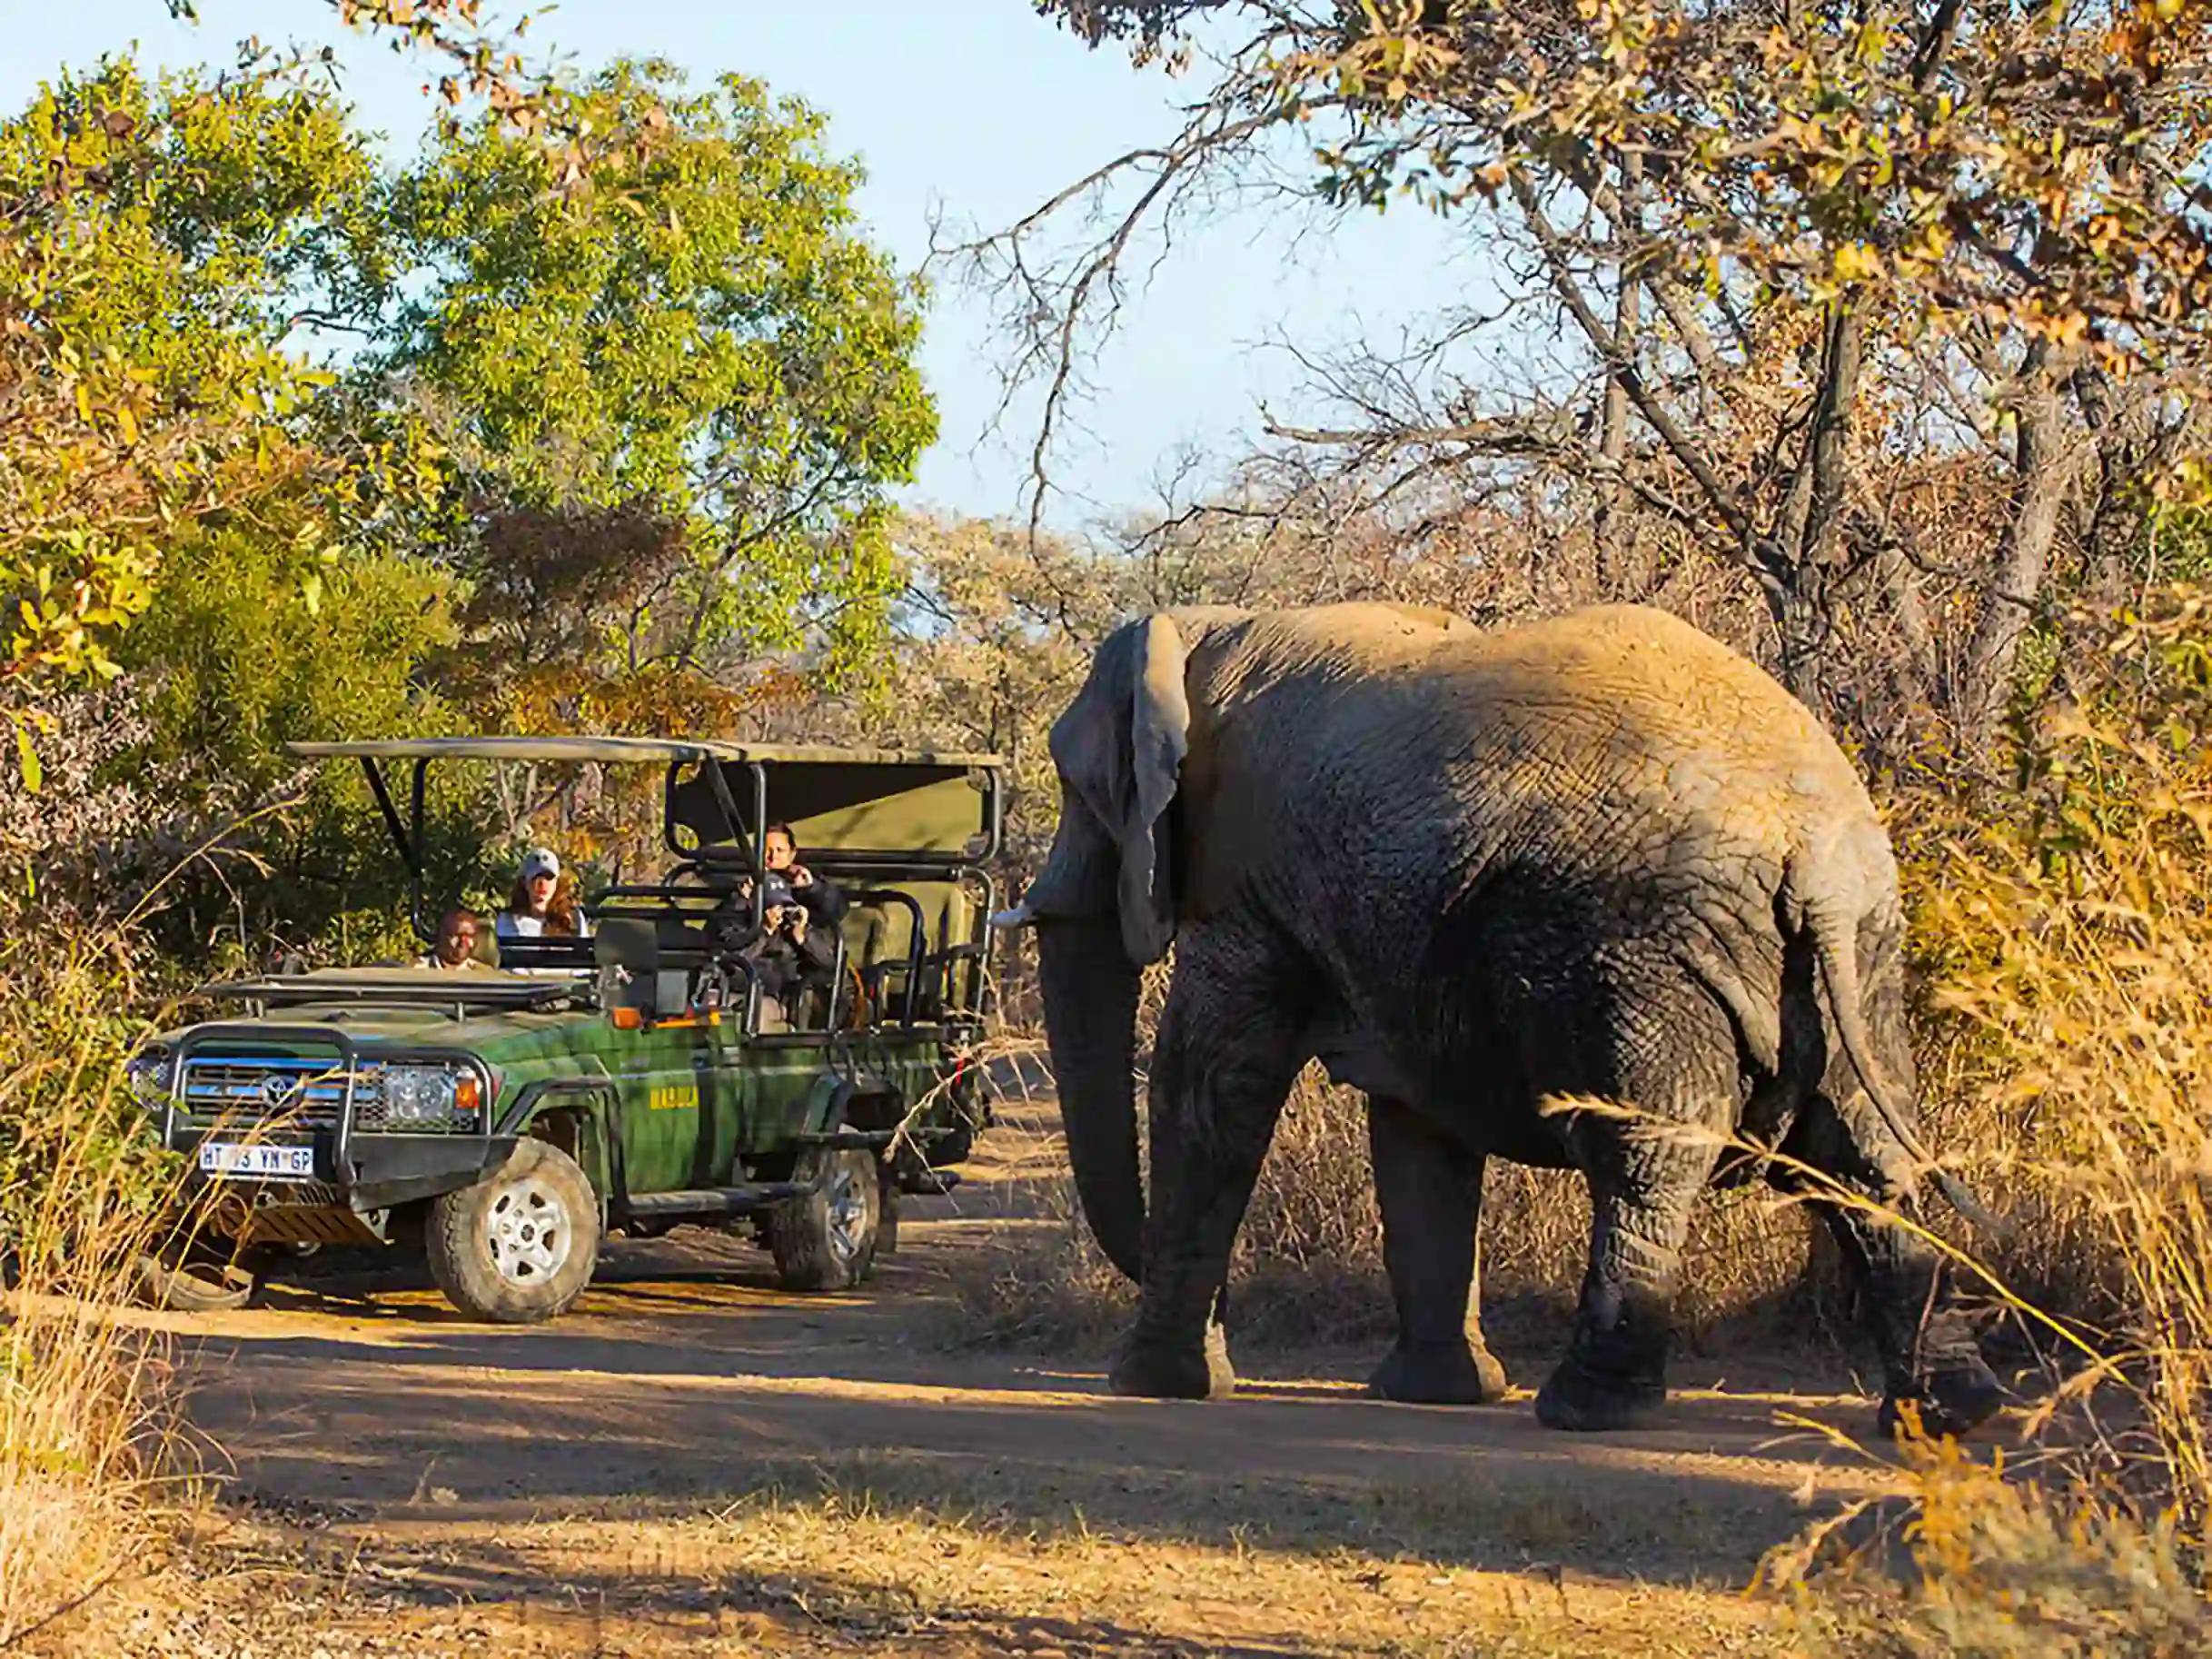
[0,923,193,1646]
[1784,1440,2210,1657]
[1902,591,2212,1528]
[1769,590,2212,1639]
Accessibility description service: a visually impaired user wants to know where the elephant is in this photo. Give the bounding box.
[995,601,2003,1436]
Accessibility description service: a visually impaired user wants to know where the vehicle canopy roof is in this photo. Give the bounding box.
[287,736,1001,769]
[286,736,1007,877]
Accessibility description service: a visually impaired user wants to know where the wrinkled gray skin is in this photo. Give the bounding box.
[1008,601,2001,1436]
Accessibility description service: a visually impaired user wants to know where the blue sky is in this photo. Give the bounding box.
[5,2,1487,530]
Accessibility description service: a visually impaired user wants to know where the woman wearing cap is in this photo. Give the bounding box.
[496,848,592,941]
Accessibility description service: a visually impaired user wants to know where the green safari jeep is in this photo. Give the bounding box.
[128,737,1002,1323]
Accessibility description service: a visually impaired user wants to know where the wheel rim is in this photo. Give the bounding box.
[485,1176,571,1286]
[825,1162,868,1268]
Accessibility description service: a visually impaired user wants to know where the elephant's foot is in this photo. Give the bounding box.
[1878,1356,2004,1442]
[1533,1355,1666,1432]
[1533,1319,1669,1432]
[1109,1318,1235,1401]
[1369,1339,1508,1406]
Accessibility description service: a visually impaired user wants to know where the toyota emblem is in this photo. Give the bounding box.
[258,1075,298,1109]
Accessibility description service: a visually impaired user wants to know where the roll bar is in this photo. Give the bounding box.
[339,750,1001,948]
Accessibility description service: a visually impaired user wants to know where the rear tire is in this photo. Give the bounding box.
[425,1138,599,1324]
[766,1147,882,1291]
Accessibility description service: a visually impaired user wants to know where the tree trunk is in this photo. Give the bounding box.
[1767,303,1864,714]
[1771,574,1832,708]
[1870,546,1941,766]
[1596,161,1643,597]
[1596,272,1640,596]
[1959,345,2077,755]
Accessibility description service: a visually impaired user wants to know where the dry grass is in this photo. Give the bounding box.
[1760,592,2212,1643]
[0,931,197,1647]
[1781,1439,2209,1657]
[122,1450,1790,1658]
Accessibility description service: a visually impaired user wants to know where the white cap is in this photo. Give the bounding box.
[520,847,560,882]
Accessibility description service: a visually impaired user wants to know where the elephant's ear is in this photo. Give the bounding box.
[1120,614,1191,963]
[1029,612,1190,965]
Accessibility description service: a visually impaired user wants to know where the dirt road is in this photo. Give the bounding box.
[140,1108,1927,1657]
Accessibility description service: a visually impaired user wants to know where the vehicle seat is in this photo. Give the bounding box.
[839,881,977,1019]
[468,924,501,969]
[932,883,978,1013]
[839,901,891,979]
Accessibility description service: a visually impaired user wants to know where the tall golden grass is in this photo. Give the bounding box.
[1781,594,2212,1644]
[0,929,195,1647]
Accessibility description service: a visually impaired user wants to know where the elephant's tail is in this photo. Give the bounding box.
[1800,889,2007,1238]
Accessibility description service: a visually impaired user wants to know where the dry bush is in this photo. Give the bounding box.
[937,1012,1137,1352]
[1770,591,2212,1639]
[1900,595,2212,1517]
[1783,1439,2210,1657]
[939,1177,1136,1354]
[0,929,195,1647]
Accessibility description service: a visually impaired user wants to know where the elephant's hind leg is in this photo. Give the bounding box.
[1366,1098,1508,1405]
[1534,974,1733,1433]
[1110,932,1309,1403]
[1783,1096,2003,1440]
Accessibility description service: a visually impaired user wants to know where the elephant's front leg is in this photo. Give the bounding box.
[1366,1097,1508,1405]
[1111,936,1308,1401]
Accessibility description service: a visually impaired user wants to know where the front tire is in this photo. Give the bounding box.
[766,1147,882,1291]
[425,1138,599,1324]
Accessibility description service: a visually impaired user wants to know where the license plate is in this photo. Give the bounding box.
[197,1142,315,1179]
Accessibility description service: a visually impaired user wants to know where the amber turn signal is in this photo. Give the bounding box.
[454,1075,481,1115]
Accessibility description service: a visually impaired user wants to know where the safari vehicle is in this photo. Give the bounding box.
[127,738,1002,1323]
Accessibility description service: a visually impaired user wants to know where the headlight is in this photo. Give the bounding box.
[378,1065,483,1129]
[124,1051,171,1111]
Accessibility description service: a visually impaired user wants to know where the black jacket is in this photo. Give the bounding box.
[739,919,838,1008]
[753,867,844,929]
[787,866,844,928]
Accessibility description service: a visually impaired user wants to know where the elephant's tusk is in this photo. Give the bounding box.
[987,902,1036,930]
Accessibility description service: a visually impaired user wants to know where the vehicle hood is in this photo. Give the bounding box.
[144,1001,604,1062]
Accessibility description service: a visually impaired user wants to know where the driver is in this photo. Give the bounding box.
[420,909,487,971]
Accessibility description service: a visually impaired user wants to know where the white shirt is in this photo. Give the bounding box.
[496,910,591,940]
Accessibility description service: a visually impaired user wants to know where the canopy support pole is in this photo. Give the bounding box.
[358,756,429,942]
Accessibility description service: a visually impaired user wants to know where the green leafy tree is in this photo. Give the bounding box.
[372,58,936,696]
[0,55,383,768]
[114,522,461,951]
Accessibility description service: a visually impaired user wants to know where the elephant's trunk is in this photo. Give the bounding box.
[1036,916,1146,1282]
